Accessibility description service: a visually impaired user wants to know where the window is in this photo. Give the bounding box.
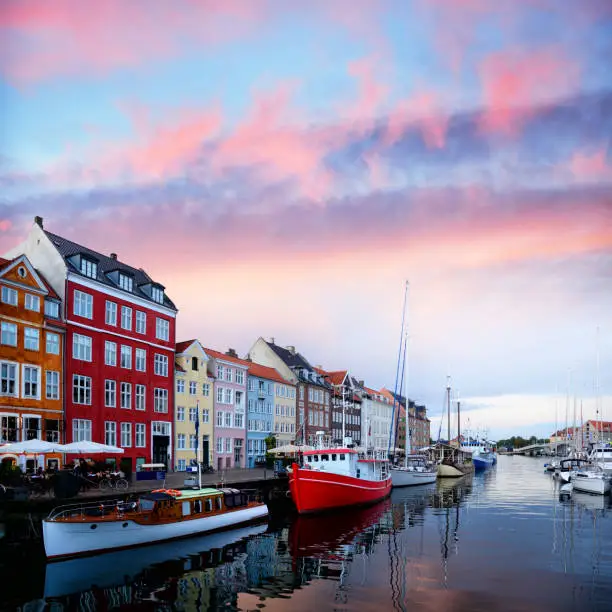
[44,300,60,318]
[216,438,223,453]
[25,328,39,351]
[224,388,233,404]
[121,382,132,409]
[189,381,197,395]
[1,362,18,396]
[225,438,232,453]
[191,356,199,371]
[105,341,117,366]
[73,419,92,442]
[154,388,168,413]
[105,301,117,325]
[236,370,244,385]
[217,365,224,380]
[189,434,196,450]
[217,387,223,403]
[203,409,209,423]
[72,375,92,404]
[45,419,60,443]
[46,332,60,355]
[121,423,132,447]
[73,290,93,318]
[135,423,146,447]
[121,306,132,330]
[226,368,233,382]
[136,384,146,411]
[136,311,146,334]
[105,380,116,407]
[177,433,186,450]
[155,318,169,341]
[189,407,197,422]
[105,422,117,446]
[177,379,185,393]
[135,348,146,372]
[202,383,210,397]
[1,322,17,346]
[25,293,40,312]
[177,406,185,421]
[225,412,232,427]
[72,333,92,361]
[234,413,243,428]
[154,354,168,377]
[1,286,18,305]
[217,411,223,427]
[120,345,132,369]
[23,365,40,398]
[177,459,186,471]
[151,286,164,303]
[118,273,133,292]
[46,371,60,400]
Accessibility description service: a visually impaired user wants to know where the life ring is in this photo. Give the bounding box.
[152,488,181,497]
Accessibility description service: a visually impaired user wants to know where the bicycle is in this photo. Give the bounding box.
[100,476,129,490]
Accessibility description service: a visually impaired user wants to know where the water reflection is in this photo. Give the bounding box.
[5,457,612,612]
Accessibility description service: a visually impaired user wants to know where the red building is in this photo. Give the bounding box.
[7,217,177,473]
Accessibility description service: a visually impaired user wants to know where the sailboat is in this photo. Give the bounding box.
[390,283,437,487]
[436,379,474,478]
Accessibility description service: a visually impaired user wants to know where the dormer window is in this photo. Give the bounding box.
[44,300,60,319]
[151,286,164,304]
[118,273,133,292]
[80,258,97,279]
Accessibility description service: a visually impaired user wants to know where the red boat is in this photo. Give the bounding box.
[288,447,392,514]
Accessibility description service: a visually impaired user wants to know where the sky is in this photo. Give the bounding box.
[1,0,611,440]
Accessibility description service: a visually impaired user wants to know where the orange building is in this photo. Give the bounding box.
[0,255,65,470]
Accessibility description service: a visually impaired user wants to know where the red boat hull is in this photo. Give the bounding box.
[288,464,392,514]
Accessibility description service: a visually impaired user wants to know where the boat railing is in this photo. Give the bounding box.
[47,498,133,521]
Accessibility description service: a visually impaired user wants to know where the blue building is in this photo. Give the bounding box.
[246,362,281,468]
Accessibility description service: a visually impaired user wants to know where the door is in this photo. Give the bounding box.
[152,434,170,468]
[202,437,210,467]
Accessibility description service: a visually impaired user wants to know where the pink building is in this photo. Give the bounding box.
[203,347,248,470]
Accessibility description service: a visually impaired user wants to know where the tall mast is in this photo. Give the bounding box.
[596,325,601,444]
[446,376,451,444]
[457,397,461,447]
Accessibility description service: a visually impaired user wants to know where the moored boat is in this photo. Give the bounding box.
[288,446,391,514]
[571,468,611,496]
[391,455,437,487]
[43,487,268,560]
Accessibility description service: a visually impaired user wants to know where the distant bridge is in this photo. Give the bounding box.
[512,442,570,456]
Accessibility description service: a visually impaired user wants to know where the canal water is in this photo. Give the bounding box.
[2,455,611,611]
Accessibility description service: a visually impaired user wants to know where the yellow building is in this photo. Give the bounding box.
[273,379,297,446]
[174,340,214,471]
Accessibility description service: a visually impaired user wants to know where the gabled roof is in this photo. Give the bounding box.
[203,347,249,368]
[326,370,348,386]
[44,230,177,311]
[267,341,312,370]
[247,362,289,385]
[0,254,60,300]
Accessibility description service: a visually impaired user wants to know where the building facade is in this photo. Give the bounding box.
[362,387,394,452]
[248,338,332,445]
[0,255,65,470]
[205,348,247,470]
[174,340,214,471]
[7,217,177,473]
[273,378,297,447]
[245,362,283,467]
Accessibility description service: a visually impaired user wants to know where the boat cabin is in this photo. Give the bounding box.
[302,449,388,480]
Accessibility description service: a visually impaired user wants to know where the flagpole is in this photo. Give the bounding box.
[196,400,202,490]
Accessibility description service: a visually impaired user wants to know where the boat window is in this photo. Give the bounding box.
[139,499,155,511]
[216,497,223,510]
[182,501,191,516]
[193,500,202,514]
[307,456,313,462]
[313,455,319,462]
[332,454,337,461]
[205,499,212,512]
[321,454,329,461]
[339,454,345,460]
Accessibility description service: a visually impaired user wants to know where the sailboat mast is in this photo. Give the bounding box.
[446,376,451,444]
[457,398,461,447]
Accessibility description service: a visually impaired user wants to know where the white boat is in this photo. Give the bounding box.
[588,445,612,476]
[571,469,611,496]
[555,457,591,483]
[43,487,268,559]
[391,455,437,487]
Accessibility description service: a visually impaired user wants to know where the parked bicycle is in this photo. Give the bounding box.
[99,473,129,490]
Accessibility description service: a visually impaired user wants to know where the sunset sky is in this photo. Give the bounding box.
[1,0,611,439]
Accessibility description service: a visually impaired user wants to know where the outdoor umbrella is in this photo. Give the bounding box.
[269,444,314,455]
[0,438,66,454]
[60,440,124,454]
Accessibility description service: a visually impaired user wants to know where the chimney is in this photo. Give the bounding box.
[34,216,44,229]
[268,337,275,344]
[286,345,295,354]
[358,379,364,387]
[110,253,117,260]
[226,348,238,358]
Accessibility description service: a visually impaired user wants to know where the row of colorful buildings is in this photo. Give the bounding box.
[1,217,430,473]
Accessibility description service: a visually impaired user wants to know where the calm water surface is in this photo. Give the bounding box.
[3,455,612,611]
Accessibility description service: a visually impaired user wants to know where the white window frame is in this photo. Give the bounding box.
[73,419,92,442]
[105,380,116,408]
[80,258,97,279]
[120,345,132,369]
[135,311,147,334]
[189,407,197,422]
[46,370,60,400]
[121,422,132,447]
[121,305,132,331]
[176,406,185,421]
[135,384,146,411]
[105,421,117,446]
[119,273,133,292]
[105,300,117,326]
[73,290,93,319]
[135,348,146,372]
[120,382,132,409]
[0,361,19,397]
[177,433,186,450]
[73,374,92,405]
[46,332,60,355]
[22,364,41,399]
[189,381,197,396]
[25,293,40,312]
[44,300,60,318]
[1,322,17,346]
[105,341,117,366]
[155,317,169,341]
[154,388,168,413]
[72,333,92,361]
[177,379,185,393]
[154,353,168,377]
[24,327,40,351]
[1,286,18,306]
[135,423,146,447]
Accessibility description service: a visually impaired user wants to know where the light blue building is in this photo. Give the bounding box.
[246,363,279,468]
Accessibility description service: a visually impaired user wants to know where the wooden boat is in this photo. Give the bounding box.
[42,487,268,560]
[435,443,475,478]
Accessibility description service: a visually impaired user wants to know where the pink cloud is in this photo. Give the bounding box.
[0,0,267,84]
[478,48,579,136]
[0,219,13,232]
[569,148,611,182]
[346,56,390,131]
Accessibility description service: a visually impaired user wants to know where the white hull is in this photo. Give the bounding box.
[43,503,269,559]
[437,463,473,478]
[572,474,611,496]
[391,468,437,487]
